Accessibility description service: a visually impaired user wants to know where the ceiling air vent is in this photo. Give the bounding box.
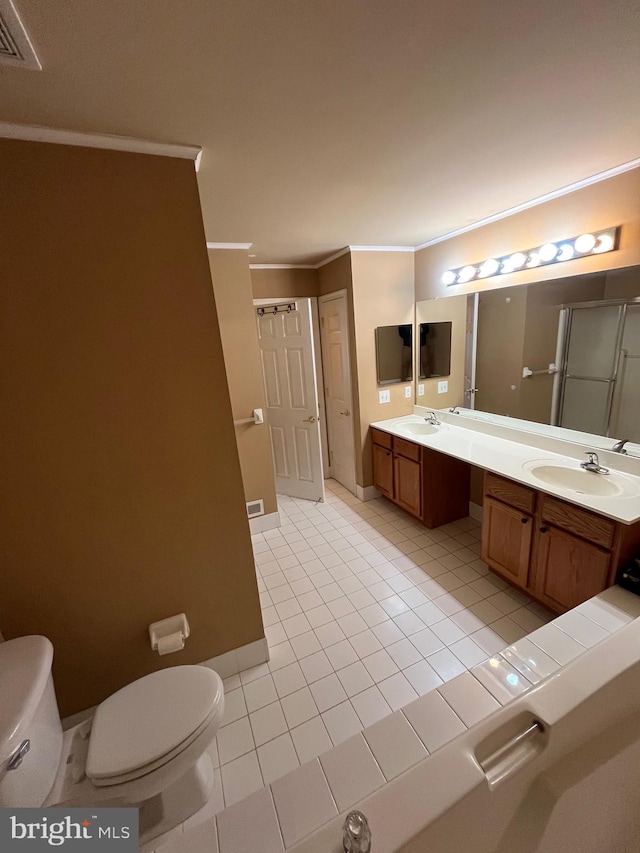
[0,0,41,69]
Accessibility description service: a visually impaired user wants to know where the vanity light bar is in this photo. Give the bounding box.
[442,226,619,286]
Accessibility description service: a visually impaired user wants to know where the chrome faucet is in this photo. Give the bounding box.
[449,406,460,414]
[424,410,441,425]
[343,811,371,853]
[580,452,610,474]
[612,439,629,454]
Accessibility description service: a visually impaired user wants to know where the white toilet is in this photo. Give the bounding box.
[0,635,225,844]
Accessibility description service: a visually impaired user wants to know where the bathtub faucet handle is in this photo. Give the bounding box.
[343,810,371,853]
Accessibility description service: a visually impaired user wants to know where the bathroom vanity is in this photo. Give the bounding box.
[482,472,640,613]
[371,427,470,527]
[370,409,640,613]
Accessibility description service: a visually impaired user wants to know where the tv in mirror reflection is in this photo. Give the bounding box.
[375,325,413,385]
[419,321,452,379]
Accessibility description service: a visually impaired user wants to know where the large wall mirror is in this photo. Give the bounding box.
[418,322,452,379]
[416,264,640,449]
[376,324,413,384]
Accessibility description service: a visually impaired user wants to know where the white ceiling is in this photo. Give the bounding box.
[2,0,639,264]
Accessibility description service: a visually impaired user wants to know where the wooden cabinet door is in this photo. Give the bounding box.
[481,496,532,589]
[394,455,422,519]
[372,443,394,499]
[534,525,611,611]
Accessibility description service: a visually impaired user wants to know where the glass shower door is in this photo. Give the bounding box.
[558,304,625,435]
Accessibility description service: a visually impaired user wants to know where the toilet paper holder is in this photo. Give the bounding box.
[149,614,190,655]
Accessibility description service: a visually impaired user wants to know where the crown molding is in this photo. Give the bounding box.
[349,245,415,253]
[249,264,316,269]
[415,157,640,251]
[316,247,351,268]
[0,122,202,169]
[206,242,253,250]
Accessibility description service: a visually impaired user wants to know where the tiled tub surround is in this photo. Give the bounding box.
[147,479,640,852]
[153,584,640,853]
[371,408,640,523]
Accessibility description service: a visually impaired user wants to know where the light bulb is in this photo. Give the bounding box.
[478,258,499,278]
[500,260,513,274]
[594,233,615,253]
[557,243,574,261]
[526,252,540,268]
[509,252,527,269]
[539,242,559,262]
[458,265,477,283]
[442,270,456,285]
[574,233,596,253]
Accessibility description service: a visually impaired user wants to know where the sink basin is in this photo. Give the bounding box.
[396,421,443,437]
[523,461,640,498]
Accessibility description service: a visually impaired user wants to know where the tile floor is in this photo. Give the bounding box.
[194,480,553,820]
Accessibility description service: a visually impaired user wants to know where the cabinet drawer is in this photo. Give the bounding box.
[371,428,392,450]
[540,495,616,550]
[485,472,536,514]
[393,436,421,463]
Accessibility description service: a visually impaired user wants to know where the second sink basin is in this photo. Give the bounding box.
[523,461,640,498]
[396,421,443,437]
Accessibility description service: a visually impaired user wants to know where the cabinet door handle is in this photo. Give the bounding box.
[539,526,548,533]
[521,517,528,524]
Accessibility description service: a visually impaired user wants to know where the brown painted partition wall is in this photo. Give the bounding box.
[0,140,263,715]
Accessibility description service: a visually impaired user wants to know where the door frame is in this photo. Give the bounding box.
[318,289,357,494]
[253,296,330,488]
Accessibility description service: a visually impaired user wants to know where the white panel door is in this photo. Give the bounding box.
[256,300,325,501]
[319,292,356,495]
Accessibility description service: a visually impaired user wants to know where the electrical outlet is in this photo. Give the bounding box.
[405,386,412,398]
[437,380,448,394]
[418,384,425,396]
[379,389,390,403]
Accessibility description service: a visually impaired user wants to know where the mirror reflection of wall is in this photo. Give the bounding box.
[375,324,413,385]
[417,264,640,443]
[419,322,452,379]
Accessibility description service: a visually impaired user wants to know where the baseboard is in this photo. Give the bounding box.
[249,510,281,534]
[356,484,381,502]
[469,501,483,522]
[201,637,269,679]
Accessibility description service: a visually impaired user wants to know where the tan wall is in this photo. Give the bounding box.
[1,140,263,715]
[251,267,319,299]
[603,266,640,300]
[415,295,468,410]
[350,252,415,487]
[415,168,640,301]
[209,250,278,516]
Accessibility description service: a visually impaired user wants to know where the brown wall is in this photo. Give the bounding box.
[251,267,319,299]
[1,140,263,715]
[350,252,416,487]
[209,250,278,516]
[415,168,640,301]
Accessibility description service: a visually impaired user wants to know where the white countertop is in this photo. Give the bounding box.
[370,409,640,525]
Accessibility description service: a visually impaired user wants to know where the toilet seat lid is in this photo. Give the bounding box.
[86,665,223,781]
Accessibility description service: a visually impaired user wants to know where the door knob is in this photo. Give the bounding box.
[302,416,317,423]
[339,409,350,416]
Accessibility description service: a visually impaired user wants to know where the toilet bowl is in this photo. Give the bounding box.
[0,636,225,844]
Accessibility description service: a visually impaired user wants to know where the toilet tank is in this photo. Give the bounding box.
[0,636,63,807]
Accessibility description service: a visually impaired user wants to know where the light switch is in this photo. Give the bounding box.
[418,384,425,396]
[437,380,448,394]
[405,386,412,398]
[379,389,391,403]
